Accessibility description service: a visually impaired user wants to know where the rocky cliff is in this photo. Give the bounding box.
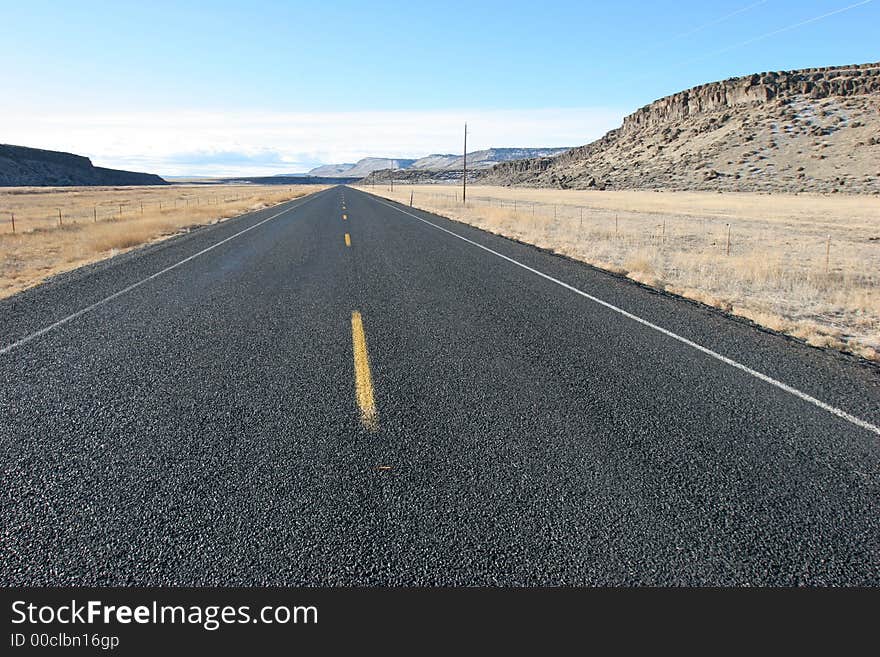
[621,63,880,134]
[0,144,167,186]
[482,62,880,194]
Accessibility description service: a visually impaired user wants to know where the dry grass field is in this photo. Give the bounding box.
[0,185,325,299]
[363,183,880,361]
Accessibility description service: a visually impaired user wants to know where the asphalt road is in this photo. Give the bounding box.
[2,185,878,585]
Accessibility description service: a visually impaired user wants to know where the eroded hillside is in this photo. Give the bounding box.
[483,63,880,194]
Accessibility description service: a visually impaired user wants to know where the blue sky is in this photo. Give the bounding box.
[2,0,877,175]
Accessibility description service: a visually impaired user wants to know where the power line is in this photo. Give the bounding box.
[684,0,875,64]
[625,1,771,61]
[656,0,770,47]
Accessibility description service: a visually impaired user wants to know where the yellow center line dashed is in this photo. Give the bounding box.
[344,233,351,247]
[351,311,377,430]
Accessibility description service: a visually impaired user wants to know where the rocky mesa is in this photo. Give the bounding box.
[481,62,880,194]
[0,144,167,186]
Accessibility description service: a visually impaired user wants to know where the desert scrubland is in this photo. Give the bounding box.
[0,185,325,298]
[364,183,880,361]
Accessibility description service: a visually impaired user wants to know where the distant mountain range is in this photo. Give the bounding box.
[285,148,572,179]
[306,163,358,177]
[416,148,573,171]
[326,158,418,178]
[0,144,167,186]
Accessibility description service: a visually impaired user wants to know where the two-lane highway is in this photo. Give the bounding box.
[1,185,878,585]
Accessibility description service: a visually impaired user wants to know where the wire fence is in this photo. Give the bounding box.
[401,189,791,261]
[369,186,879,299]
[1,188,302,235]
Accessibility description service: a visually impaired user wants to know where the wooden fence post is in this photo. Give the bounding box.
[825,235,831,274]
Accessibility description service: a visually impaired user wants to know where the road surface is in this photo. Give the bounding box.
[2,185,878,585]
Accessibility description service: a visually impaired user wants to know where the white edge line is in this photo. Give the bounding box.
[366,192,880,438]
[0,189,328,356]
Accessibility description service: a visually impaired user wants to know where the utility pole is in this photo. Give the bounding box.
[390,161,394,193]
[462,122,467,204]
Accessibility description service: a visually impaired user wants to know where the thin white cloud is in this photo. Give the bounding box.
[1,108,624,176]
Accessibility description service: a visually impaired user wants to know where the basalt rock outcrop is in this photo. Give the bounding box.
[481,62,880,194]
[0,144,167,186]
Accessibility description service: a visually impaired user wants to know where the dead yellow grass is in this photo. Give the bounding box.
[363,183,880,361]
[0,184,326,298]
